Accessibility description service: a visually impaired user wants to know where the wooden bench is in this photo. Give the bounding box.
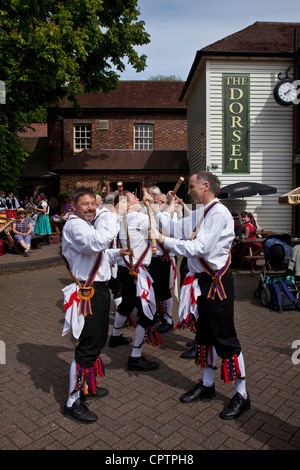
[243,255,265,275]
[243,255,265,262]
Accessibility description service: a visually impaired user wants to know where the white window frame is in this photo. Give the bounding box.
[134,124,153,150]
[74,124,92,152]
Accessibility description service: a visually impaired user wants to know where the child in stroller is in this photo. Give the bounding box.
[254,233,298,312]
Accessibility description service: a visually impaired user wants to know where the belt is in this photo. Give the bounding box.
[194,272,211,280]
[78,280,108,286]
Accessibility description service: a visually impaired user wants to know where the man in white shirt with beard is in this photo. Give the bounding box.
[62,187,131,423]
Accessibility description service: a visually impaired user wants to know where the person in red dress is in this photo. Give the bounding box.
[241,211,262,254]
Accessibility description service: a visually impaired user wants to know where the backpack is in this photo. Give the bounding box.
[264,238,293,262]
[268,276,298,312]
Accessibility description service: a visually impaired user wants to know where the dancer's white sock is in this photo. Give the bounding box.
[66,360,80,407]
[162,298,173,324]
[234,351,247,399]
[202,346,216,387]
[130,325,145,358]
[114,297,122,309]
[112,312,127,336]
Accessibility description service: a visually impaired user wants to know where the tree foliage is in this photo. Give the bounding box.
[0,0,150,190]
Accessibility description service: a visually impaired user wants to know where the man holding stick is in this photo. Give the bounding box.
[148,192,177,333]
[61,187,132,423]
[147,171,250,420]
[108,189,162,372]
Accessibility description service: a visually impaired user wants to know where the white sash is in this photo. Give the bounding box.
[135,266,156,321]
[61,283,85,339]
[178,272,201,323]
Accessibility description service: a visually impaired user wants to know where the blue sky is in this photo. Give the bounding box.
[119,0,300,81]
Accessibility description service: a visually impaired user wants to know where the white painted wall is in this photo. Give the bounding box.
[186,58,294,233]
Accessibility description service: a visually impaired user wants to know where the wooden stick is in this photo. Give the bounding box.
[172,176,185,195]
[142,188,157,255]
[117,182,133,267]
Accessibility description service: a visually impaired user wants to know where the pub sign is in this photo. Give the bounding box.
[222,73,250,173]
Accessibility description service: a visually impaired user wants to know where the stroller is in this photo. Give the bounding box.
[254,233,299,312]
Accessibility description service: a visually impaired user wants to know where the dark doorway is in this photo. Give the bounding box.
[111,181,142,198]
[155,180,186,201]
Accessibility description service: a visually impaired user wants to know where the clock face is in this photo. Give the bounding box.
[274,79,297,106]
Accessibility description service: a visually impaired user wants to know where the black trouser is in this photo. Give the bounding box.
[117,266,155,329]
[195,270,241,359]
[148,256,172,301]
[108,274,123,299]
[179,257,189,287]
[75,282,110,369]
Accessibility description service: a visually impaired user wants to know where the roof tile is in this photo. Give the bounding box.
[58,81,186,109]
[54,149,188,172]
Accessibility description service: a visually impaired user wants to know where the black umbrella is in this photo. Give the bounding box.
[219,182,277,199]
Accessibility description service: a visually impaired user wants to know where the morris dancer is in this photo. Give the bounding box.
[92,192,123,309]
[61,187,131,423]
[148,171,250,420]
[148,192,178,333]
[108,190,162,372]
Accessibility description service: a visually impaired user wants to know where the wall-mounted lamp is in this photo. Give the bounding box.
[207,163,219,171]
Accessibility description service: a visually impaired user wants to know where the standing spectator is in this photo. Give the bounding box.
[33,193,52,240]
[0,191,7,228]
[0,190,7,214]
[6,191,20,218]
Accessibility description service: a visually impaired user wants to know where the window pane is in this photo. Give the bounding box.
[74,125,91,151]
[134,124,153,149]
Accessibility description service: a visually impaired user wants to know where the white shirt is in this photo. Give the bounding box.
[156,199,234,273]
[93,206,120,241]
[118,211,152,268]
[62,215,122,282]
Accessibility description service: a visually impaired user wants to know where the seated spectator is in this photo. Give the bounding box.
[232,212,242,237]
[241,211,262,253]
[12,208,33,256]
[230,213,243,267]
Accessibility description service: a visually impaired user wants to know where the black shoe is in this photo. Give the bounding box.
[81,386,108,399]
[64,398,98,423]
[180,347,196,359]
[127,355,159,371]
[186,339,196,347]
[179,380,215,403]
[219,392,251,420]
[108,334,132,348]
[157,320,173,333]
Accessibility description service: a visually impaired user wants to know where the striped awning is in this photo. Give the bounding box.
[278,187,300,205]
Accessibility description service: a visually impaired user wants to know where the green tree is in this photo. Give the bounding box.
[0,0,150,191]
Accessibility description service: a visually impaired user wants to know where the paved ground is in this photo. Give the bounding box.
[0,244,299,451]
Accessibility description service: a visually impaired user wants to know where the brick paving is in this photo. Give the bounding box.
[0,246,299,451]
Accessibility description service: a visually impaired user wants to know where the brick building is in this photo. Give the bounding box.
[19,123,59,203]
[48,80,188,201]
